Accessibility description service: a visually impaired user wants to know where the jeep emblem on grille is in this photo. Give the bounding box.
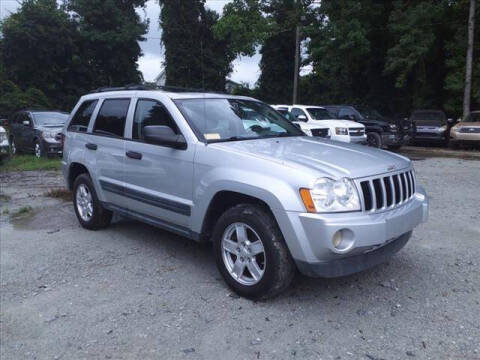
[387,165,396,171]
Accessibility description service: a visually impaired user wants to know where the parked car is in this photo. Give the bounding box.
[323,105,404,149]
[274,104,367,144]
[409,109,454,146]
[449,111,480,149]
[0,126,9,163]
[9,110,69,157]
[63,87,429,299]
[271,105,331,138]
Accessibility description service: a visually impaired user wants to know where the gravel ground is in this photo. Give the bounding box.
[1,156,479,360]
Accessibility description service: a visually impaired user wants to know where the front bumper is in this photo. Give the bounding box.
[350,135,367,144]
[382,133,405,146]
[0,144,9,158]
[41,139,63,156]
[285,186,429,278]
[414,131,446,141]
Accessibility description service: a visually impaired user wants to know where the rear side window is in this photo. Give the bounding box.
[68,100,98,132]
[132,99,179,140]
[93,99,130,137]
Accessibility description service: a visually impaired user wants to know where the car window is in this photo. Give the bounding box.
[33,112,68,126]
[132,99,179,140]
[291,108,307,120]
[93,99,130,137]
[338,108,356,119]
[175,98,303,142]
[68,100,98,132]
[306,108,332,120]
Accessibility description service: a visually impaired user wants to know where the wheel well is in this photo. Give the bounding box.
[201,191,273,241]
[68,163,89,190]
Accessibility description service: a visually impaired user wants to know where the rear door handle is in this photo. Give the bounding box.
[126,151,142,160]
[85,143,97,150]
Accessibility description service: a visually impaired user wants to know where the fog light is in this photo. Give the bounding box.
[331,229,355,252]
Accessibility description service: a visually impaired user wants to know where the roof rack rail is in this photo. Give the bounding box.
[92,84,156,93]
[90,83,227,95]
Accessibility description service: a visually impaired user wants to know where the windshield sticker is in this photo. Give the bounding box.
[204,133,221,140]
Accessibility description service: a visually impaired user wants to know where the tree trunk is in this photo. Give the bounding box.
[463,0,476,118]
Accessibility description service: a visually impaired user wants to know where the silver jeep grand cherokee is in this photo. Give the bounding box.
[62,88,429,299]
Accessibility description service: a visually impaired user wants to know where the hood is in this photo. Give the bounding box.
[309,119,364,128]
[0,126,5,134]
[295,122,329,130]
[212,136,410,179]
[456,121,480,127]
[36,125,64,132]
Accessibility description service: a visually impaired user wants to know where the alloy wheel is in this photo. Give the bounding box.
[35,143,42,158]
[76,184,93,222]
[221,222,266,286]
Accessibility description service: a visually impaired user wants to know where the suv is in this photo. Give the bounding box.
[275,105,367,144]
[449,111,480,149]
[324,105,403,149]
[63,88,429,299]
[409,110,454,146]
[9,110,69,157]
[0,125,9,163]
[271,105,331,138]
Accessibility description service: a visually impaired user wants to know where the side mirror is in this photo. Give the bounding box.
[143,125,187,150]
[297,114,307,122]
[0,119,8,127]
[22,120,31,126]
[457,118,462,123]
[447,118,454,124]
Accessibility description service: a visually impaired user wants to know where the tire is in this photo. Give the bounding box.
[366,132,382,148]
[34,140,43,158]
[213,204,295,300]
[9,137,17,155]
[73,173,112,230]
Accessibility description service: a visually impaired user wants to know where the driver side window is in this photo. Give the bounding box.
[291,108,307,120]
[132,99,179,140]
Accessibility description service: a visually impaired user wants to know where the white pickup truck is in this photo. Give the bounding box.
[273,104,367,144]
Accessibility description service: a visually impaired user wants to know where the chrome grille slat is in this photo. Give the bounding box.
[357,169,416,213]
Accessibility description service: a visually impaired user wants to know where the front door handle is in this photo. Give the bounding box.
[126,151,142,160]
[85,143,97,150]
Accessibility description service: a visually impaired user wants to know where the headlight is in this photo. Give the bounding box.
[42,131,58,140]
[335,127,348,135]
[303,128,312,136]
[438,125,447,132]
[300,178,361,213]
[389,124,397,131]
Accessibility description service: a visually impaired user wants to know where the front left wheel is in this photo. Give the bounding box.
[73,173,112,230]
[34,140,43,158]
[213,204,295,300]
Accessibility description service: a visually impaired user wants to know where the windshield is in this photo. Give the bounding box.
[464,112,480,122]
[33,112,68,126]
[357,107,385,121]
[306,108,333,120]
[411,111,446,126]
[175,98,304,142]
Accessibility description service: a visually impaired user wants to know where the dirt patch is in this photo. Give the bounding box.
[44,188,72,202]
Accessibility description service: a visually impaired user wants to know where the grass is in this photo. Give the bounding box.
[0,155,61,172]
[11,205,33,218]
[0,193,11,202]
[44,188,72,201]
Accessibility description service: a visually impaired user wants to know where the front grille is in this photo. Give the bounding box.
[357,170,416,212]
[311,128,329,137]
[416,132,438,137]
[349,127,365,136]
[459,127,480,133]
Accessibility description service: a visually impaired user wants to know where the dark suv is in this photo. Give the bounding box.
[323,105,406,150]
[409,110,454,146]
[9,110,69,157]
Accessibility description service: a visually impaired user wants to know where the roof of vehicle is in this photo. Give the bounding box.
[83,89,256,102]
[17,109,69,114]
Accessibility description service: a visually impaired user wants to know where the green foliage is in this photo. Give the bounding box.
[0,0,82,110]
[0,155,61,172]
[159,0,234,91]
[66,0,148,87]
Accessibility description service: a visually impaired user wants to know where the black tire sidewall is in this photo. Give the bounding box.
[213,205,292,299]
[367,132,382,148]
[73,173,108,230]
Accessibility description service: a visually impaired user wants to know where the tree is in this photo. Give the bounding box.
[0,0,82,109]
[463,0,476,116]
[67,0,148,88]
[159,0,234,91]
